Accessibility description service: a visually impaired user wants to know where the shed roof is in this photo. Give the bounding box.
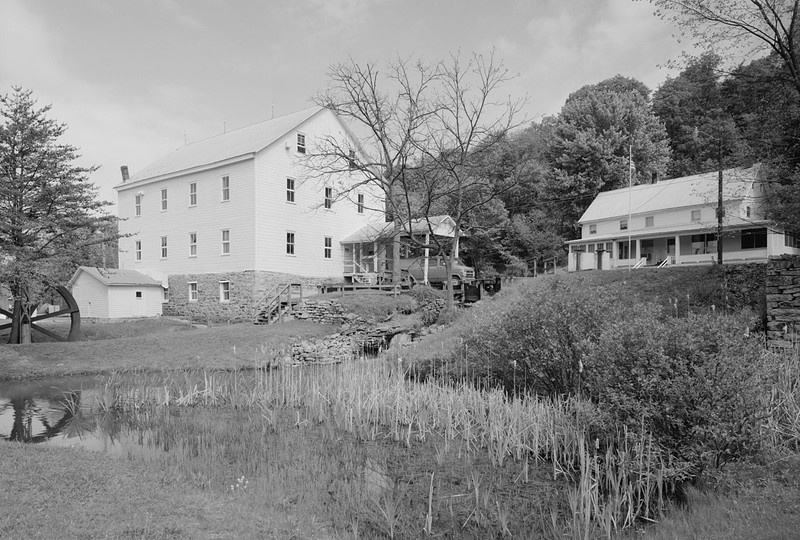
[579,165,761,223]
[121,106,324,184]
[68,267,163,288]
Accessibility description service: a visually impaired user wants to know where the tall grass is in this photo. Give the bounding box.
[74,359,687,537]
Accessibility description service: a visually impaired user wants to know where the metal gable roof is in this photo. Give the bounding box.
[579,165,761,223]
[69,267,163,288]
[122,106,325,184]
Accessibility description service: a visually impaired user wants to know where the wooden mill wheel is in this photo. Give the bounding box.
[0,286,81,343]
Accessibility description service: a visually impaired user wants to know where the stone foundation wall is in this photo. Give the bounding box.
[164,270,338,322]
[766,255,800,349]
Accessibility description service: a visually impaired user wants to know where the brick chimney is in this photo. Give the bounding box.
[120,165,129,182]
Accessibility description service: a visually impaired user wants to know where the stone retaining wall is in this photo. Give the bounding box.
[766,255,800,349]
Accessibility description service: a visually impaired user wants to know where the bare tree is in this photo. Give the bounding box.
[310,52,525,312]
[311,57,439,283]
[400,52,526,311]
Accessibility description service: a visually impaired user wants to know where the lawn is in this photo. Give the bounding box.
[0,317,336,381]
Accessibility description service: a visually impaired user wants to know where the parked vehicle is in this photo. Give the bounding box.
[399,256,475,286]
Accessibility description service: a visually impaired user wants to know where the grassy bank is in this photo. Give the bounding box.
[0,318,335,381]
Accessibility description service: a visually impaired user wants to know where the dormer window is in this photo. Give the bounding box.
[691,209,701,223]
[296,133,306,154]
[645,216,654,228]
[619,219,628,231]
[589,224,597,234]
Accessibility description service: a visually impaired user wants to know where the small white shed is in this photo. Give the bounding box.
[68,267,164,318]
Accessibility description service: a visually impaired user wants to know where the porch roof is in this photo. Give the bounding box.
[565,218,771,244]
[341,215,458,244]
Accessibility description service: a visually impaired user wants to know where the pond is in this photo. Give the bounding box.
[0,373,191,460]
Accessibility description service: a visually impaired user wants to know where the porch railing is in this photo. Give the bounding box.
[658,256,673,268]
[633,257,647,269]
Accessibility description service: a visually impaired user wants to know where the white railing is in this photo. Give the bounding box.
[658,256,672,268]
[633,257,647,269]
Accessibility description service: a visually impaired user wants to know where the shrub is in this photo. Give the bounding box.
[457,279,626,396]
[585,311,768,471]
[445,277,770,476]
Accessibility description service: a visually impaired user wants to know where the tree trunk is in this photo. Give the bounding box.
[9,300,22,344]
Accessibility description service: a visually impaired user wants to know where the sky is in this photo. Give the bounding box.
[0,0,696,208]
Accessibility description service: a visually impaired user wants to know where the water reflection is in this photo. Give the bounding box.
[0,377,88,443]
[0,376,161,459]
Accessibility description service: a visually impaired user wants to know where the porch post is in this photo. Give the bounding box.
[674,235,680,265]
[373,241,379,272]
[611,241,618,269]
[423,233,430,284]
[635,238,641,263]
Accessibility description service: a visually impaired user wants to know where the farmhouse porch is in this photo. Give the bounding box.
[567,226,790,271]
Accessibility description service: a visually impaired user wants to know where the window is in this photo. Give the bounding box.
[188,282,198,302]
[324,186,333,209]
[357,193,364,214]
[161,188,168,211]
[286,178,295,203]
[691,209,701,223]
[588,244,595,253]
[746,206,751,218]
[221,229,230,255]
[348,150,356,169]
[221,176,230,202]
[645,216,654,228]
[286,232,295,255]
[189,233,197,257]
[134,194,142,216]
[189,182,197,206]
[741,228,767,250]
[219,281,230,303]
[619,219,628,231]
[324,236,332,259]
[161,236,168,258]
[691,233,717,254]
[135,240,142,261]
[296,133,306,154]
[135,291,142,299]
[163,288,169,303]
[786,233,799,248]
[589,224,597,234]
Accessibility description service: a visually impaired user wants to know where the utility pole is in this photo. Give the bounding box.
[716,138,724,265]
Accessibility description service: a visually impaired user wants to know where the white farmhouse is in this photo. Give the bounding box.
[115,106,383,320]
[566,164,800,272]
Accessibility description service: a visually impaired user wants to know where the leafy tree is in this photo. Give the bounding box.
[0,87,116,343]
[543,75,671,235]
[653,54,751,176]
[651,0,800,234]
[650,0,800,96]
